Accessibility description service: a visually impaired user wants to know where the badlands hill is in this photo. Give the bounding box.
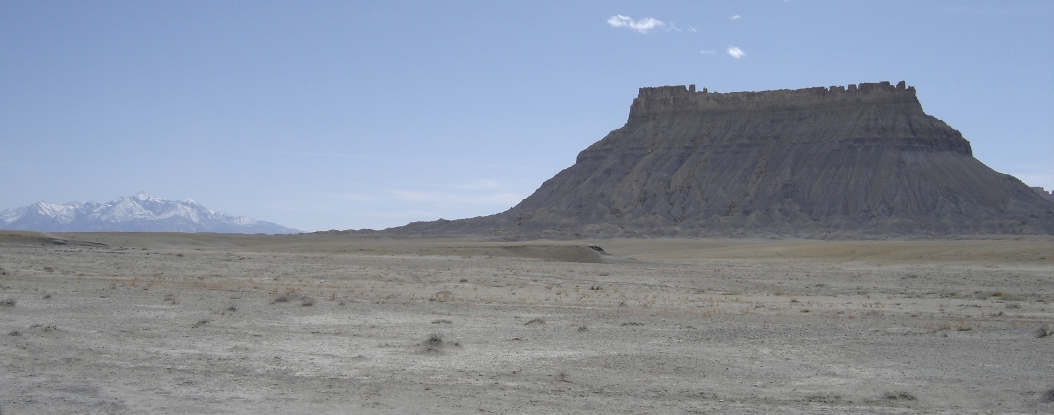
[384,81,1054,237]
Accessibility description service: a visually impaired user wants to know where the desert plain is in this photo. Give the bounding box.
[1,231,1052,414]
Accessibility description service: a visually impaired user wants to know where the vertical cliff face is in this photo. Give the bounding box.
[392,82,1054,236]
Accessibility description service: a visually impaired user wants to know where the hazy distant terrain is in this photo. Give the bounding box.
[0,193,299,234]
[2,231,1051,414]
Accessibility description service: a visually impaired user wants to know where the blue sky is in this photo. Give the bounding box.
[2,1,1052,232]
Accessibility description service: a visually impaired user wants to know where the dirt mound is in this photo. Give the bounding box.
[0,231,107,247]
[404,243,612,263]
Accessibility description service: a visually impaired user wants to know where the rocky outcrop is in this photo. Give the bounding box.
[387,82,1054,237]
[1032,187,1054,204]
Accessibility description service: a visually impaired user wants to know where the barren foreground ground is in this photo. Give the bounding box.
[1,231,1052,414]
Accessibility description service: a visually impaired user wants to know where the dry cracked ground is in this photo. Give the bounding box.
[1,231,1053,414]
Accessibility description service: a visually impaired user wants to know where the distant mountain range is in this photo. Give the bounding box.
[0,193,300,234]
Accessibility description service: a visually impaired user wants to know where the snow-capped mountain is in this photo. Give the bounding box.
[0,193,300,234]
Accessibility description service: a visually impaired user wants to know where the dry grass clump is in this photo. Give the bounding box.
[0,298,16,307]
[525,318,546,326]
[431,319,453,324]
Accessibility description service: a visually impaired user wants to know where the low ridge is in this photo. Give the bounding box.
[386,82,1054,237]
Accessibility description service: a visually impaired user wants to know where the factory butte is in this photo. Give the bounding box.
[357,81,1054,237]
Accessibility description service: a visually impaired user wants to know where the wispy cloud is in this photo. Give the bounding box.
[607,15,666,34]
[727,46,746,59]
[700,50,716,55]
[730,14,742,20]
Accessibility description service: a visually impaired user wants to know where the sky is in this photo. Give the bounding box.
[2,1,1052,232]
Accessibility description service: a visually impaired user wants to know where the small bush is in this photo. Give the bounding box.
[431,319,453,324]
[422,332,444,353]
[1038,322,1053,338]
[1043,388,1054,403]
[300,296,315,307]
[0,299,15,307]
[273,293,294,303]
[525,318,546,326]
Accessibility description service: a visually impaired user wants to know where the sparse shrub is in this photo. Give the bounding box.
[525,318,546,326]
[431,319,453,324]
[806,393,842,403]
[422,332,454,354]
[1043,388,1054,403]
[577,325,588,332]
[300,296,315,307]
[1038,322,1053,338]
[0,298,15,307]
[192,319,209,328]
[273,293,294,303]
[884,391,917,401]
[7,330,21,336]
[459,278,468,283]
[621,321,644,326]
[42,293,51,299]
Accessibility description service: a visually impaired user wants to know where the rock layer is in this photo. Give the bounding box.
[392,82,1054,236]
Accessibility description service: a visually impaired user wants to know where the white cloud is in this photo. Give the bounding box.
[727,46,746,58]
[700,50,716,54]
[731,14,742,20]
[607,15,666,34]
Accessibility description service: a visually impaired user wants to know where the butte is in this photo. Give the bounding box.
[388,81,1054,237]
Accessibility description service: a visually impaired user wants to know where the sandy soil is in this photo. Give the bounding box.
[1,231,1052,414]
